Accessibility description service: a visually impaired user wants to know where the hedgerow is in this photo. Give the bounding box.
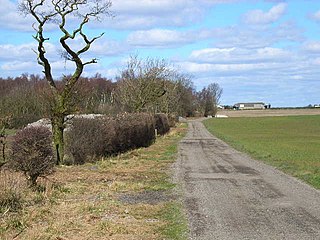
[154,113,170,136]
[65,113,155,164]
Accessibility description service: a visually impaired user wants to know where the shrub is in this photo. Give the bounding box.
[10,126,55,186]
[154,113,170,135]
[65,117,116,164]
[65,113,155,164]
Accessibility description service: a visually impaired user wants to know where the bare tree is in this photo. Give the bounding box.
[157,73,196,116]
[197,83,223,117]
[19,0,112,164]
[115,56,171,113]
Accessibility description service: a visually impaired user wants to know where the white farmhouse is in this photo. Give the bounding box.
[234,102,266,110]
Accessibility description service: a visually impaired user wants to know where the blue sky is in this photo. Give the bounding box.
[1,0,320,107]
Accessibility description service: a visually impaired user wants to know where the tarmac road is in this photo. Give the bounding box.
[174,120,320,240]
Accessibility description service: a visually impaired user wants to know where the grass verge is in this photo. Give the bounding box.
[204,115,320,189]
[158,202,188,240]
[0,123,188,240]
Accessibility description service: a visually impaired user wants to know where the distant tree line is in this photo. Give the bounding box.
[0,59,222,129]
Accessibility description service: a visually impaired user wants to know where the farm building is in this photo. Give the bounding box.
[233,102,267,110]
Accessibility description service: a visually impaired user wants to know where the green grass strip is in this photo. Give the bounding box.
[158,202,188,240]
[204,115,320,189]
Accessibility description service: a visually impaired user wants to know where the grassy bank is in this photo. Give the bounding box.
[204,115,320,189]
[1,124,188,240]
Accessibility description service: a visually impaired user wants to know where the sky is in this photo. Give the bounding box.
[0,0,320,107]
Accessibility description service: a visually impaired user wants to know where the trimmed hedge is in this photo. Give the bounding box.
[113,113,155,152]
[167,114,178,128]
[154,113,170,136]
[65,113,155,164]
[65,117,113,165]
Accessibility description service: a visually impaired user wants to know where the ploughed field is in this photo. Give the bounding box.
[204,115,320,189]
[218,108,320,117]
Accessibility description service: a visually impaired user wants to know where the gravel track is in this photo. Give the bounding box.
[175,119,320,240]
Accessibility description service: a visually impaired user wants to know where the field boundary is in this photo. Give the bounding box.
[218,108,320,118]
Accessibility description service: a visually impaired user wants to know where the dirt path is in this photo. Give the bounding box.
[175,120,320,240]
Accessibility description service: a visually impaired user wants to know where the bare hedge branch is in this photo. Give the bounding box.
[10,126,55,186]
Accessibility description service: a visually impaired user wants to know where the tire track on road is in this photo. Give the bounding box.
[175,120,320,240]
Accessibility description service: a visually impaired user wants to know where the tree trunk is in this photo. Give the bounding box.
[1,137,6,162]
[51,114,65,165]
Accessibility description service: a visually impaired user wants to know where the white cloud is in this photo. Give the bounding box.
[175,42,320,85]
[0,43,36,60]
[0,42,61,63]
[1,61,38,71]
[0,0,34,31]
[90,39,129,56]
[189,47,291,64]
[310,10,320,22]
[208,21,303,49]
[0,40,111,78]
[97,0,241,30]
[125,19,304,50]
[177,44,320,107]
[112,0,192,15]
[179,61,283,76]
[311,58,320,66]
[1,0,234,31]
[243,3,287,25]
[0,58,103,79]
[65,36,128,57]
[1,0,111,32]
[127,29,195,48]
[303,41,320,53]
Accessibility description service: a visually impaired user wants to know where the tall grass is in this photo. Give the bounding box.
[204,115,320,189]
[1,123,188,239]
[0,171,25,214]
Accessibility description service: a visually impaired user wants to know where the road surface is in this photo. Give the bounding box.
[175,120,320,240]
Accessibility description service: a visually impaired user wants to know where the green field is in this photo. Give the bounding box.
[204,115,320,189]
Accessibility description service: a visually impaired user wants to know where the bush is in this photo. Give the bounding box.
[10,126,55,186]
[65,117,116,164]
[65,113,155,164]
[154,113,170,135]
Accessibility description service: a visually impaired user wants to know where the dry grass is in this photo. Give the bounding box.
[0,124,187,240]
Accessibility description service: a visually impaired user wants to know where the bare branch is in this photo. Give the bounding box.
[21,0,112,98]
[77,32,104,55]
[83,58,98,66]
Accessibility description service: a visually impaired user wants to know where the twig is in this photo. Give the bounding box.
[2,207,10,217]
[13,229,24,239]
